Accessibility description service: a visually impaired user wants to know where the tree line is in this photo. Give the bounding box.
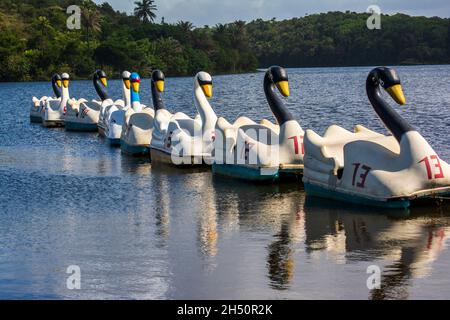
[0,0,449,82]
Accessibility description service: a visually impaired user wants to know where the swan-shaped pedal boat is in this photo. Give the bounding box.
[42,73,71,128]
[65,70,112,132]
[103,71,131,146]
[30,74,62,123]
[303,67,450,208]
[120,72,154,156]
[150,71,216,166]
[213,66,304,181]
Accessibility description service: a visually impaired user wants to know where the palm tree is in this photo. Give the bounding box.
[134,0,157,23]
[82,9,101,50]
[177,20,194,34]
[82,2,102,50]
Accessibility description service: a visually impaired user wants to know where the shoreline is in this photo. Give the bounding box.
[2,63,450,84]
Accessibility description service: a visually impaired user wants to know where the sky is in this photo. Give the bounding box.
[94,0,450,26]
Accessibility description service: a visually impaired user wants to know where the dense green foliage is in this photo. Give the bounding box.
[247,12,450,67]
[0,0,257,81]
[0,0,449,81]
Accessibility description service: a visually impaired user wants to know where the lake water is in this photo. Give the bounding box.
[0,65,449,300]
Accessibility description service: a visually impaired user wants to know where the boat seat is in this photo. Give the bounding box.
[81,101,102,112]
[169,118,201,137]
[32,96,47,106]
[216,116,280,149]
[114,99,125,108]
[216,116,256,133]
[129,113,153,131]
[45,98,63,112]
[239,124,279,142]
[67,99,80,113]
[141,107,155,117]
[305,125,400,171]
[260,119,280,134]
[233,116,256,128]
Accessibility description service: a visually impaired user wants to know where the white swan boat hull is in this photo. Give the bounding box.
[120,109,154,157]
[150,147,208,166]
[65,101,100,132]
[304,131,450,209]
[304,182,450,209]
[30,97,48,123]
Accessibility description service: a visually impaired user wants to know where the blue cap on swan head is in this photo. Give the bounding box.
[130,72,141,94]
[130,72,140,82]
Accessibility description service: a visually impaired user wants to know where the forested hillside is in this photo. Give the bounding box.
[247,12,450,67]
[0,0,449,81]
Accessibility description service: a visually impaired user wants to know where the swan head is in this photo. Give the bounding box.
[369,67,406,105]
[122,71,131,90]
[267,66,290,97]
[94,70,108,87]
[61,73,70,88]
[130,72,141,93]
[152,69,165,93]
[52,74,62,88]
[196,71,213,98]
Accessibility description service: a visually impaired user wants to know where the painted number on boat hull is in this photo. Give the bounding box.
[419,155,445,180]
[289,136,304,155]
[352,163,372,188]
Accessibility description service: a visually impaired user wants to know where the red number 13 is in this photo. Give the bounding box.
[419,155,444,180]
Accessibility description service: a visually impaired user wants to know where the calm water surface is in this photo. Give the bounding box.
[0,65,449,299]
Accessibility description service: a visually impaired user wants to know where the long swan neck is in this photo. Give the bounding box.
[122,83,131,107]
[264,73,294,125]
[151,81,165,111]
[195,80,217,132]
[366,76,413,142]
[130,88,141,112]
[61,86,69,107]
[94,77,110,101]
[52,80,61,98]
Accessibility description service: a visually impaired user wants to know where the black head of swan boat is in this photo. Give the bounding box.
[51,74,62,99]
[264,66,294,126]
[93,69,110,102]
[151,69,165,111]
[366,67,412,142]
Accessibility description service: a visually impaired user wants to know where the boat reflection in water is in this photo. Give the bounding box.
[120,161,450,299]
[212,178,306,291]
[304,197,450,299]
[150,164,219,269]
[211,173,450,298]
